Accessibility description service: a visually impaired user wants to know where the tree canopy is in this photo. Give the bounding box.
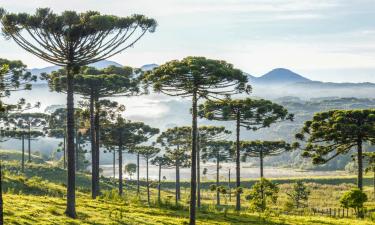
[296,109,375,189]
[1,8,157,66]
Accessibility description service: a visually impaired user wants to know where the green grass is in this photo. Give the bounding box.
[1,149,375,224]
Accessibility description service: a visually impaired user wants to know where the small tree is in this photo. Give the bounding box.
[125,163,137,180]
[6,113,48,162]
[151,155,172,203]
[197,126,231,207]
[135,145,160,205]
[201,140,233,206]
[199,98,292,210]
[296,109,375,190]
[241,140,294,178]
[1,8,156,217]
[2,129,43,171]
[340,188,368,218]
[101,116,159,196]
[286,181,310,209]
[246,178,279,213]
[157,126,191,204]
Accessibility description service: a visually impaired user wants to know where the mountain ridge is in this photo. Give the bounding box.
[29,61,374,86]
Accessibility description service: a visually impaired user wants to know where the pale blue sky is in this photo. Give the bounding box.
[0,0,375,82]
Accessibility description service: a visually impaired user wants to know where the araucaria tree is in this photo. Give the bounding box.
[196,126,231,207]
[201,140,233,206]
[101,116,159,196]
[199,98,293,211]
[43,65,140,198]
[1,8,156,217]
[156,126,191,205]
[296,109,375,190]
[0,56,37,224]
[151,155,172,203]
[144,56,249,225]
[6,113,48,162]
[241,140,293,178]
[134,145,160,205]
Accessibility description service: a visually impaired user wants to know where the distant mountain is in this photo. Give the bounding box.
[141,64,158,71]
[29,60,123,76]
[252,68,311,84]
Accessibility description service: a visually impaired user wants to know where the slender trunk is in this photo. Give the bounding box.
[63,134,66,169]
[158,164,161,203]
[189,91,198,225]
[28,123,31,162]
[197,132,201,208]
[147,156,150,205]
[94,98,100,196]
[357,138,363,190]
[65,65,76,218]
[260,148,264,203]
[0,159,3,225]
[235,111,241,211]
[137,153,140,195]
[21,135,25,172]
[216,154,220,206]
[260,148,264,178]
[175,160,179,205]
[90,94,97,199]
[75,121,79,171]
[118,135,123,195]
[228,169,231,202]
[113,150,116,179]
[177,145,181,201]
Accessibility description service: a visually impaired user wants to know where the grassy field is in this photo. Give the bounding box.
[1,150,375,224]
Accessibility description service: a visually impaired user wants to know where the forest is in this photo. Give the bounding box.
[0,6,374,225]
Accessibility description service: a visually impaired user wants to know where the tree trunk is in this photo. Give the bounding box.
[75,119,79,171]
[235,111,241,211]
[137,153,140,195]
[228,169,231,202]
[197,132,201,208]
[175,160,179,205]
[94,97,100,196]
[65,65,76,218]
[63,134,66,169]
[147,156,150,205]
[28,123,31,162]
[260,148,264,178]
[357,138,363,190]
[21,135,25,172]
[189,91,198,225]
[90,94,97,199]
[216,154,220,206]
[260,148,264,204]
[113,150,116,179]
[158,164,161,203]
[118,136,123,196]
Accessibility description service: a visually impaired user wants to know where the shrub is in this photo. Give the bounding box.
[246,178,279,213]
[286,181,310,209]
[340,188,367,218]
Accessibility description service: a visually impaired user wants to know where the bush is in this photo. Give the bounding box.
[246,178,279,213]
[340,188,367,218]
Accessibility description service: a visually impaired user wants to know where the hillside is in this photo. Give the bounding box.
[1,150,375,224]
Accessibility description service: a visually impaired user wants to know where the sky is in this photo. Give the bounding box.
[0,0,375,83]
